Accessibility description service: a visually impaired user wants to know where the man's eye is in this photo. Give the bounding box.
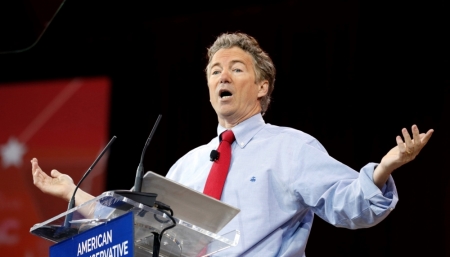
[212,70,220,75]
[233,69,242,73]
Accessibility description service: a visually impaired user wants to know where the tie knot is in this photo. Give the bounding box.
[221,130,235,144]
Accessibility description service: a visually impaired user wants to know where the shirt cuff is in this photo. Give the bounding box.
[359,162,399,215]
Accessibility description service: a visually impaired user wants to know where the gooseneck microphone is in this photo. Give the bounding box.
[112,114,172,257]
[114,114,162,207]
[134,114,162,192]
[64,135,117,227]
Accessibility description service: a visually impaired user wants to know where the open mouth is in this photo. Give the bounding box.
[219,89,233,99]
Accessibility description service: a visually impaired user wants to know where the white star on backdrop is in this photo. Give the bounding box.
[0,137,27,169]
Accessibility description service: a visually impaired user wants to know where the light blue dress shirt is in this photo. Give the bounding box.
[166,113,398,257]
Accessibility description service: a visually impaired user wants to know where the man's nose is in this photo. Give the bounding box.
[219,69,231,83]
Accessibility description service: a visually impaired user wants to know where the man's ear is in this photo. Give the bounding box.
[257,80,269,98]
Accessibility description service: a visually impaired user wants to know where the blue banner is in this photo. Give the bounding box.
[50,212,134,257]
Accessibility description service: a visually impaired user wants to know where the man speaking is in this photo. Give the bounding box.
[32,32,434,256]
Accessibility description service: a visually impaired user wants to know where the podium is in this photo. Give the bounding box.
[30,191,240,256]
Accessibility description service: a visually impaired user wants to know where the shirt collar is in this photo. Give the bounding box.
[217,113,266,148]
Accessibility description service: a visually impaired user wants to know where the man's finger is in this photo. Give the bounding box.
[31,158,40,174]
[412,125,421,149]
[420,129,434,146]
[31,158,41,183]
[402,128,413,150]
[396,135,406,153]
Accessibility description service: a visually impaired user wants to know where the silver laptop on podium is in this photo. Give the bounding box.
[141,171,240,234]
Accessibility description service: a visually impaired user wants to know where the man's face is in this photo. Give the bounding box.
[207,47,268,126]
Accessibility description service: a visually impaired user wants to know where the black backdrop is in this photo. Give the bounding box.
[1,0,448,256]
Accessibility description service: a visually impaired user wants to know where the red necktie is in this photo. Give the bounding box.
[203,130,235,200]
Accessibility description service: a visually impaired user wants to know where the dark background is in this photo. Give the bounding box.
[1,0,448,256]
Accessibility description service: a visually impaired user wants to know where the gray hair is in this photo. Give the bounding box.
[206,33,276,115]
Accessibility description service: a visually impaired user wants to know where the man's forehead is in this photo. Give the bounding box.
[210,47,254,65]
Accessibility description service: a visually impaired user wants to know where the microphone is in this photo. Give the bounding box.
[63,135,117,227]
[134,114,162,192]
[114,114,162,208]
[210,150,219,161]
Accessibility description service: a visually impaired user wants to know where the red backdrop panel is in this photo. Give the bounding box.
[0,77,111,256]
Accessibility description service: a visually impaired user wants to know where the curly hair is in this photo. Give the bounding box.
[206,33,276,115]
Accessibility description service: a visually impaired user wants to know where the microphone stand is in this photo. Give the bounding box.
[64,136,117,228]
[114,115,173,257]
[114,114,161,207]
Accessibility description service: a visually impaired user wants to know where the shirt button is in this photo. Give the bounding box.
[240,143,244,147]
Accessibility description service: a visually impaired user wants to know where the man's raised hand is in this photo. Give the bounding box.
[31,158,75,202]
[373,125,434,188]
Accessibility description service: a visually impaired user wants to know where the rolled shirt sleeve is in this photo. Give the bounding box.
[293,143,398,229]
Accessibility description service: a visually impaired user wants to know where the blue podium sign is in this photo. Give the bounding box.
[50,212,134,257]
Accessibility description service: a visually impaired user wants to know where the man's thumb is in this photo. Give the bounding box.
[50,169,62,178]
